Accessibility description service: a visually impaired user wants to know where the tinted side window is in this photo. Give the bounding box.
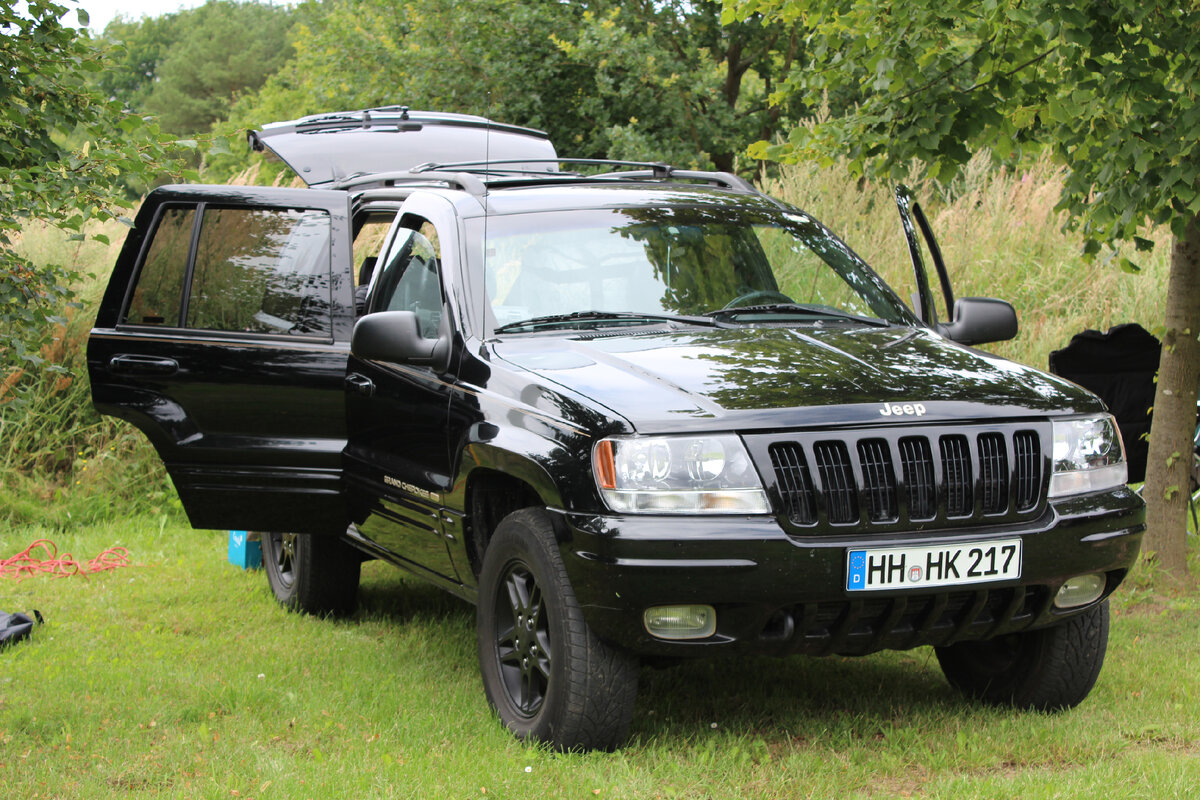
[125,207,195,326]
[370,222,443,338]
[186,207,332,335]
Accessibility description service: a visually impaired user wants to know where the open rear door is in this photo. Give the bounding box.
[248,107,558,187]
[88,185,356,534]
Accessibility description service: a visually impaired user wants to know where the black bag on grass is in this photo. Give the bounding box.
[0,610,43,648]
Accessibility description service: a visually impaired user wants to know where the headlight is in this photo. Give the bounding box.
[592,434,770,514]
[1049,415,1128,497]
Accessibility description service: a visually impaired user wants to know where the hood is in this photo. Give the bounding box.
[248,108,557,187]
[493,325,1102,433]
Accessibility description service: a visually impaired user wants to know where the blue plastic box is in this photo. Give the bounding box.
[228,530,262,570]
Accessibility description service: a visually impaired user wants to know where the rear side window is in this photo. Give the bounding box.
[125,207,194,326]
[122,204,333,337]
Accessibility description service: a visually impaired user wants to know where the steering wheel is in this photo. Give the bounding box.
[722,290,793,310]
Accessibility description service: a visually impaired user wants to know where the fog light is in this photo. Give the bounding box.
[643,605,716,640]
[1054,574,1105,609]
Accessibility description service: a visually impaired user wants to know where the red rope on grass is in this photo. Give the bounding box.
[0,539,132,580]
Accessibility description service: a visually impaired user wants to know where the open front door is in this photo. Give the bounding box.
[895,185,956,327]
[894,185,1018,346]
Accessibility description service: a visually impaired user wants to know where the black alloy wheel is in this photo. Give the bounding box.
[261,530,361,616]
[477,508,639,751]
[495,560,553,716]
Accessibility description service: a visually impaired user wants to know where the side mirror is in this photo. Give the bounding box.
[351,309,452,372]
[937,297,1018,345]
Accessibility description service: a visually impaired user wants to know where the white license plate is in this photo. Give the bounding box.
[846,539,1022,592]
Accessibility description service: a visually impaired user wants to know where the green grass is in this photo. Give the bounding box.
[2,519,1198,798]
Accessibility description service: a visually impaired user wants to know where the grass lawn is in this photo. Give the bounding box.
[2,518,1198,799]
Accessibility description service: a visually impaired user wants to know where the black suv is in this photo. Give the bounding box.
[89,108,1144,751]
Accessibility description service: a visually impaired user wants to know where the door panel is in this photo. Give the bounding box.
[344,213,464,581]
[88,185,357,533]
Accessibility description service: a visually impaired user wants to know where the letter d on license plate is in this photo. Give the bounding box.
[846,539,1022,592]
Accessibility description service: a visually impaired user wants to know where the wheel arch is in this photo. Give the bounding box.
[457,433,584,577]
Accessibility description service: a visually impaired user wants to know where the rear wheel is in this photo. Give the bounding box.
[477,508,639,751]
[935,600,1109,710]
[261,532,361,616]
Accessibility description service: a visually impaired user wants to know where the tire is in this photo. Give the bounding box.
[935,599,1110,710]
[261,532,361,616]
[477,508,639,751]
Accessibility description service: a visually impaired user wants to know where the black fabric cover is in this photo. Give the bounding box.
[0,609,43,649]
[1048,323,1159,484]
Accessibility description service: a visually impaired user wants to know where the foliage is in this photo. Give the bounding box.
[225,0,808,175]
[0,0,195,372]
[98,0,299,136]
[550,1,807,171]
[226,0,594,155]
[722,0,1198,258]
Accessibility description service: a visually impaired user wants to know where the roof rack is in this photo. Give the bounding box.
[331,170,488,196]
[412,158,760,194]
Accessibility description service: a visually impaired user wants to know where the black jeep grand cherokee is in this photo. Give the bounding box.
[89,108,1144,751]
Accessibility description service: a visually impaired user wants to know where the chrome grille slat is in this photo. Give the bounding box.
[899,436,936,520]
[857,439,897,522]
[979,432,1009,514]
[768,443,817,525]
[1014,431,1041,511]
[814,442,858,524]
[940,435,973,517]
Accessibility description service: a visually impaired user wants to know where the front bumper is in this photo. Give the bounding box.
[557,487,1144,658]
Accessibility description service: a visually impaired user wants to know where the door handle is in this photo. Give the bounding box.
[108,354,179,376]
[345,373,375,397]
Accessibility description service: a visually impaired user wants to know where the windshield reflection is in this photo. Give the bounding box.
[484,207,915,332]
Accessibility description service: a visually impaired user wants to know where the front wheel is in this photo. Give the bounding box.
[477,508,639,751]
[261,532,361,616]
[935,600,1110,710]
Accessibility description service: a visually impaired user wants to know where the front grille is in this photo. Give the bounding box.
[758,425,1048,531]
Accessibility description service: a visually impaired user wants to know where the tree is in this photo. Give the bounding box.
[550,1,807,171]
[0,0,194,374]
[227,0,597,155]
[98,0,298,135]
[723,0,1199,584]
[228,0,807,174]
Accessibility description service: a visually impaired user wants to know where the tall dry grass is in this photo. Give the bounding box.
[1,219,177,526]
[764,152,1172,369]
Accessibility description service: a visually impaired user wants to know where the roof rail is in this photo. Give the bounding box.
[331,170,487,196]
[414,158,761,194]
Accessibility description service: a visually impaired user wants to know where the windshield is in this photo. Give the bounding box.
[482,206,916,332]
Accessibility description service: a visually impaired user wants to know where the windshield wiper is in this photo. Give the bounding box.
[704,303,891,327]
[494,309,726,334]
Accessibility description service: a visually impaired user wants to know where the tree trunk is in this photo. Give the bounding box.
[1142,212,1200,587]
